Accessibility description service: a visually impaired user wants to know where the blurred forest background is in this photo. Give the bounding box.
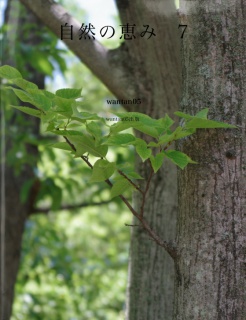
[1,0,137,319]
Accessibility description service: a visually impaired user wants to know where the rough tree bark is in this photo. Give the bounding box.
[174,1,246,319]
[0,1,44,318]
[116,2,181,319]
[15,0,182,319]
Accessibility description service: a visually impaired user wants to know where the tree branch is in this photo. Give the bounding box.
[118,169,144,195]
[64,136,177,260]
[32,199,114,215]
[139,217,177,260]
[19,0,136,101]
[140,161,154,217]
[63,135,140,218]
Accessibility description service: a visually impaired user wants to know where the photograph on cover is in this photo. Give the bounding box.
[0,0,245,319]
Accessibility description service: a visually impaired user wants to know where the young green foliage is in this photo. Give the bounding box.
[90,159,116,183]
[0,65,237,199]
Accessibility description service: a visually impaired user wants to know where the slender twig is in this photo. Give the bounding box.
[64,136,93,168]
[118,193,140,218]
[138,216,177,260]
[140,161,154,217]
[63,135,177,261]
[64,136,139,218]
[163,139,174,151]
[118,169,144,195]
[32,199,114,214]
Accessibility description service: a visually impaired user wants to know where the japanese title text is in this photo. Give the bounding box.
[61,23,156,40]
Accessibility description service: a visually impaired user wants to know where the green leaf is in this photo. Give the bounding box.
[51,129,83,136]
[90,159,116,182]
[135,139,151,161]
[26,89,52,111]
[165,150,197,169]
[12,78,38,90]
[109,121,135,133]
[186,118,237,129]
[42,90,56,99]
[171,128,196,140]
[174,111,194,120]
[10,88,52,111]
[10,105,42,117]
[175,108,209,120]
[124,171,144,180]
[110,179,132,199]
[56,88,82,99]
[108,120,133,134]
[67,123,81,129]
[195,108,209,119]
[105,133,136,146]
[158,126,183,145]
[86,122,102,140]
[117,163,144,180]
[45,121,56,131]
[150,153,165,173]
[71,108,101,123]
[10,88,33,104]
[114,111,171,136]
[148,141,159,147]
[68,135,108,158]
[134,124,159,138]
[156,114,174,135]
[78,112,101,120]
[158,127,196,145]
[110,113,160,138]
[114,112,156,126]
[49,142,73,151]
[53,96,73,117]
[175,108,236,129]
[41,111,57,125]
[0,65,22,79]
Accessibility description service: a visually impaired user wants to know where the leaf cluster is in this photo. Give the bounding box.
[0,65,236,199]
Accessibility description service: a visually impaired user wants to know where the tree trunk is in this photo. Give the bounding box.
[174,1,246,318]
[126,163,178,319]
[116,1,181,319]
[0,1,44,318]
